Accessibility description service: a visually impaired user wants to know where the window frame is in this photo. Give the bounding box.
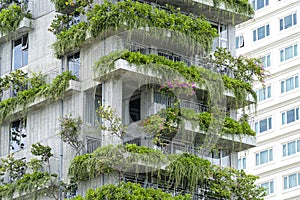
[255,148,273,166]
[12,34,29,70]
[256,85,271,102]
[281,75,299,93]
[238,157,246,170]
[260,180,274,195]
[252,0,269,11]
[235,35,244,49]
[281,107,299,125]
[280,13,297,31]
[10,118,27,153]
[67,52,80,78]
[253,24,270,41]
[280,44,298,62]
[282,139,300,157]
[283,172,300,190]
[260,54,271,68]
[254,117,272,134]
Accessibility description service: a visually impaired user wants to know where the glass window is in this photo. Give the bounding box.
[67,52,80,78]
[280,44,298,62]
[253,24,270,41]
[255,117,272,133]
[284,172,300,190]
[287,109,295,124]
[256,149,273,165]
[12,34,28,70]
[257,86,271,102]
[261,181,274,195]
[238,157,246,170]
[261,54,271,68]
[235,35,244,49]
[281,75,299,93]
[280,13,297,31]
[10,119,26,153]
[252,0,269,10]
[283,139,300,157]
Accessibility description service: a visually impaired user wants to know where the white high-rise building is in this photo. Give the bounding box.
[236,1,300,199]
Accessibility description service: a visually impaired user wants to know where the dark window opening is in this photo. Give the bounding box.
[129,95,141,122]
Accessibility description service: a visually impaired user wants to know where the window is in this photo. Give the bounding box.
[284,172,300,189]
[280,13,297,31]
[281,75,299,93]
[256,85,271,102]
[12,34,28,70]
[67,52,80,77]
[253,24,270,41]
[283,139,300,157]
[255,117,272,133]
[280,44,298,62]
[10,119,26,153]
[261,180,274,195]
[255,148,273,165]
[252,0,269,10]
[238,157,246,170]
[235,35,244,49]
[260,54,271,68]
[282,108,299,125]
[219,24,227,48]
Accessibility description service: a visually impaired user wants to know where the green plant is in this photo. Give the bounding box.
[0,70,76,124]
[87,0,218,51]
[52,21,88,58]
[96,105,126,138]
[68,144,266,199]
[59,115,84,155]
[94,50,260,108]
[0,3,31,35]
[50,0,93,13]
[0,144,60,200]
[71,182,191,200]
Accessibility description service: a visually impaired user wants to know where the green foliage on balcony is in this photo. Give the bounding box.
[50,0,93,13]
[69,144,266,199]
[0,70,77,123]
[143,108,256,137]
[52,21,88,58]
[87,0,218,49]
[214,0,254,16]
[0,2,31,35]
[94,50,265,108]
[51,0,218,57]
[71,182,191,200]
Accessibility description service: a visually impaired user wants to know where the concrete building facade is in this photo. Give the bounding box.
[0,0,259,199]
[236,0,300,199]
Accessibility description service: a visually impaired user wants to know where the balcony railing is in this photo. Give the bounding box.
[179,99,209,113]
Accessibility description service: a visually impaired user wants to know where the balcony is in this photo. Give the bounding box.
[140,0,253,25]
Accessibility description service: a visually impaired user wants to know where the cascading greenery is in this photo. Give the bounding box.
[0,1,32,35]
[94,49,263,107]
[71,182,191,200]
[142,108,256,138]
[212,0,254,15]
[51,0,219,58]
[0,70,77,124]
[68,144,266,199]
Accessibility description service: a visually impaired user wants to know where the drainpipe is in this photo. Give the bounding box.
[101,81,105,186]
[59,58,64,200]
